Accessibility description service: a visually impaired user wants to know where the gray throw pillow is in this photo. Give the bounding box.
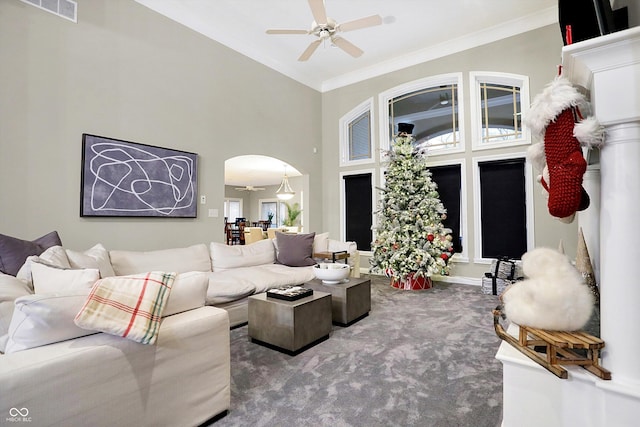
[0,231,62,276]
[275,232,316,267]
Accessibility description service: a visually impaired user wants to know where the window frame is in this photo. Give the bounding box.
[469,72,531,151]
[378,73,466,158]
[223,198,243,222]
[339,98,375,167]
[472,152,535,264]
[258,198,287,228]
[425,159,469,264]
[340,168,376,255]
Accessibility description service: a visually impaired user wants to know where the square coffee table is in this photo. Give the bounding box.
[248,290,332,354]
[304,277,371,326]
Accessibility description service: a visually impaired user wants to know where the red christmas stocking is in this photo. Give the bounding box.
[543,107,587,218]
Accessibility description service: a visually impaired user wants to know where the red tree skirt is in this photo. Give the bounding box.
[391,274,432,290]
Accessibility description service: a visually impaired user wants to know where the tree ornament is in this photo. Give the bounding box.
[427,234,434,242]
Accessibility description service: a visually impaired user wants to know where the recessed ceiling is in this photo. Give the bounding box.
[225,155,302,187]
[134,0,558,92]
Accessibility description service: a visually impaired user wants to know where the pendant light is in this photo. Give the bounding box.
[276,165,295,200]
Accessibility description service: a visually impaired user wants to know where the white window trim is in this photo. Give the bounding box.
[223,198,243,220]
[339,97,375,167]
[469,71,531,152]
[472,152,535,265]
[378,73,466,158]
[340,168,377,256]
[426,159,469,264]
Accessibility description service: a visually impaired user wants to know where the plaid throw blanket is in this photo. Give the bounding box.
[75,271,176,345]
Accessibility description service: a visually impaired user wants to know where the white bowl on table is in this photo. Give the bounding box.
[313,263,350,284]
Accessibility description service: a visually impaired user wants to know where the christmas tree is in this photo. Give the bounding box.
[370,123,454,289]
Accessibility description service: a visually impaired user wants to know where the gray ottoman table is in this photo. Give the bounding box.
[248,291,332,354]
[304,277,371,326]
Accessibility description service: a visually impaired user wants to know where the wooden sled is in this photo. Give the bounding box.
[493,308,611,380]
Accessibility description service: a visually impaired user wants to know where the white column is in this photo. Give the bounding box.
[599,122,640,386]
[579,165,601,283]
[563,26,640,389]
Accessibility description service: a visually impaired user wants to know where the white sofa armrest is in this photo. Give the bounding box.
[326,239,360,278]
[0,306,230,427]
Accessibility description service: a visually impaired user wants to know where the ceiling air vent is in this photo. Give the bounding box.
[20,0,77,23]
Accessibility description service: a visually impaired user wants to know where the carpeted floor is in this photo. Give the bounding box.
[213,275,504,427]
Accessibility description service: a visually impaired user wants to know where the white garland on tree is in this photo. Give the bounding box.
[370,134,455,280]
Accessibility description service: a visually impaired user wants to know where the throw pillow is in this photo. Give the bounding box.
[0,273,33,353]
[163,271,208,317]
[31,262,100,294]
[210,239,275,272]
[109,244,211,276]
[74,271,176,345]
[275,232,316,267]
[0,231,62,276]
[313,232,330,254]
[16,245,72,285]
[66,243,116,278]
[4,293,98,354]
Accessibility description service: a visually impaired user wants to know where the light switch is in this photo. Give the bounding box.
[200,195,206,204]
[208,209,218,218]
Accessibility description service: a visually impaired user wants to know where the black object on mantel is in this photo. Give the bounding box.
[558,0,628,45]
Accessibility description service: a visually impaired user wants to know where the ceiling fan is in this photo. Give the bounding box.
[235,185,265,192]
[266,0,382,61]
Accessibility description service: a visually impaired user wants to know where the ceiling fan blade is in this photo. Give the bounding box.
[266,29,309,35]
[338,15,383,32]
[331,36,363,58]
[298,39,322,61]
[307,0,328,25]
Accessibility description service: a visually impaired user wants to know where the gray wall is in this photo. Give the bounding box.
[320,25,582,280]
[0,0,322,251]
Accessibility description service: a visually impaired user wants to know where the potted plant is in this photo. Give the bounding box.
[267,211,274,226]
[283,202,302,229]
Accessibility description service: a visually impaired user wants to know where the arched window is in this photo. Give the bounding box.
[469,72,531,151]
[339,98,375,166]
[379,73,465,156]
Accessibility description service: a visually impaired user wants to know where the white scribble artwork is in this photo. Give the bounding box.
[81,135,197,217]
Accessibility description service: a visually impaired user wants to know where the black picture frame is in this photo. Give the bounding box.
[80,134,198,218]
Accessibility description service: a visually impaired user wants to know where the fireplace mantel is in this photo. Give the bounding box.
[497,26,640,427]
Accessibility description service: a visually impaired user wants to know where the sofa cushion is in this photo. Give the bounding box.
[16,245,72,286]
[210,239,275,272]
[0,231,63,276]
[206,271,257,305]
[4,292,98,353]
[74,271,176,344]
[0,273,33,353]
[109,244,211,276]
[31,262,100,295]
[66,243,116,278]
[164,271,209,317]
[209,264,315,295]
[275,232,316,267]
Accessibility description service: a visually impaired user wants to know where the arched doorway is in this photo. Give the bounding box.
[224,155,307,232]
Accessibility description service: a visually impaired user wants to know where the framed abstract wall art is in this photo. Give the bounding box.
[80,134,198,218]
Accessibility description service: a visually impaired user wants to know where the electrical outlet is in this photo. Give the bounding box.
[200,195,206,204]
